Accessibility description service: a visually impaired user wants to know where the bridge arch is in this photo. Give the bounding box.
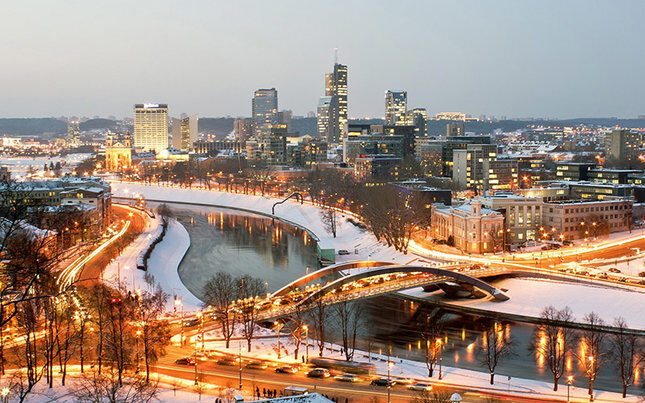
[297,265,509,305]
[271,260,394,298]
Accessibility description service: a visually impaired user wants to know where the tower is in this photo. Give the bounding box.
[133,103,168,153]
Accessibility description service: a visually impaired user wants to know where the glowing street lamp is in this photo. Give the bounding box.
[567,375,573,403]
[302,325,309,362]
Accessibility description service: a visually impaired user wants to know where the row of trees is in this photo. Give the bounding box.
[419,305,644,399]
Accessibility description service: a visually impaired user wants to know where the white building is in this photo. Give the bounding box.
[480,193,542,245]
[133,103,169,153]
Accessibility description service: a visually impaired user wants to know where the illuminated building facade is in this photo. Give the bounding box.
[252,88,278,135]
[385,90,408,126]
[133,103,169,153]
[171,115,198,151]
[324,63,348,142]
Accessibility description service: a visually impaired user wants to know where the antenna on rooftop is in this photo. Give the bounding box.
[334,48,338,64]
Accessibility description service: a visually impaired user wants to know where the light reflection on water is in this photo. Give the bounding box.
[168,203,642,394]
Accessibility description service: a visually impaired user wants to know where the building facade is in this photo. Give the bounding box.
[480,194,542,245]
[133,103,169,153]
[541,199,633,240]
[234,118,253,142]
[252,88,278,135]
[408,108,427,137]
[324,63,348,142]
[171,114,198,151]
[605,129,640,165]
[385,90,408,126]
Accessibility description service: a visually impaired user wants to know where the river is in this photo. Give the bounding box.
[168,203,643,394]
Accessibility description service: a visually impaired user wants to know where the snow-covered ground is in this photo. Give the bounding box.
[111,183,645,329]
[201,328,641,403]
[103,208,201,312]
[405,277,645,330]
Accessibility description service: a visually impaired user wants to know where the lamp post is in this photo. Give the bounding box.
[175,298,184,346]
[436,338,443,380]
[567,375,573,403]
[588,356,594,402]
[135,329,141,372]
[274,321,282,359]
[238,341,244,389]
[197,311,205,351]
[1,387,8,403]
[303,325,309,362]
[387,346,394,403]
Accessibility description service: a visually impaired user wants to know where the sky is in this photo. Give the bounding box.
[1,0,644,119]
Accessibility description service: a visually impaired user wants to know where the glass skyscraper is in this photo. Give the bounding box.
[252,88,278,135]
[385,90,407,126]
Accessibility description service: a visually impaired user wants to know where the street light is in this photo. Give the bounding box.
[567,375,573,403]
[387,346,394,403]
[135,329,141,372]
[274,321,282,359]
[302,325,309,362]
[436,338,443,380]
[175,298,184,346]
[238,341,245,389]
[1,387,8,403]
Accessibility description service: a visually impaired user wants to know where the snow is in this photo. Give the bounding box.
[204,330,641,403]
[404,277,645,330]
[103,206,201,312]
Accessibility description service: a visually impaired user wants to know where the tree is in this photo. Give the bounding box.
[202,272,238,348]
[87,283,113,375]
[478,319,513,385]
[610,317,643,398]
[419,311,444,377]
[73,367,159,403]
[286,303,306,361]
[332,301,363,361]
[138,287,171,382]
[578,312,607,400]
[236,275,266,351]
[412,390,453,403]
[320,208,338,238]
[530,306,578,391]
[104,287,136,386]
[308,298,328,357]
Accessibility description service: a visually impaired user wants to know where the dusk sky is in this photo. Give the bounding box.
[2,0,644,119]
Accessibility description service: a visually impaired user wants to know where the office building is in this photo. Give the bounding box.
[256,124,288,165]
[430,200,505,253]
[342,134,404,165]
[317,96,338,142]
[480,193,542,245]
[605,129,640,165]
[252,88,278,135]
[171,114,198,151]
[133,103,169,153]
[452,144,499,191]
[193,140,244,157]
[325,63,348,141]
[446,122,465,137]
[354,155,401,180]
[408,108,427,137]
[385,90,408,126]
[67,121,80,147]
[555,162,595,181]
[234,118,252,142]
[542,199,633,240]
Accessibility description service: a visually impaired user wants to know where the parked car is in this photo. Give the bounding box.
[334,373,360,382]
[371,378,396,387]
[275,365,298,374]
[338,250,350,255]
[307,368,331,378]
[175,357,195,366]
[217,358,236,366]
[182,318,200,327]
[408,383,432,392]
[394,377,413,385]
[245,362,268,370]
[608,268,622,273]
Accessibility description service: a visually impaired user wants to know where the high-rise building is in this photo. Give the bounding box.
[446,122,465,137]
[133,103,169,153]
[317,96,338,142]
[408,108,427,137]
[171,114,198,151]
[385,90,407,126]
[605,129,640,165]
[233,118,252,141]
[324,63,348,142]
[66,121,80,147]
[278,110,293,131]
[252,88,278,135]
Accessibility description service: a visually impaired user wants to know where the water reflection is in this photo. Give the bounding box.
[171,205,320,300]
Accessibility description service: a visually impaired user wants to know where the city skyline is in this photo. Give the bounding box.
[1,1,644,119]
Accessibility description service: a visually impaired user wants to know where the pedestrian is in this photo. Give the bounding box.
[345,398,348,403]
[256,387,260,398]
[263,387,266,396]
[274,389,277,398]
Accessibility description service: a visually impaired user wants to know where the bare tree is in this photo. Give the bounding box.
[332,301,363,361]
[87,283,112,375]
[412,389,453,403]
[530,306,578,391]
[73,367,159,403]
[308,298,328,357]
[320,208,338,238]
[419,312,444,377]
[610,317,643,398]
[138,287,171,382]
[202,272,238,348]
[578,312,607,400]
[478,319,514,385]
[104,287,136,386]
[286,303,306,361]
[236,275,266,351]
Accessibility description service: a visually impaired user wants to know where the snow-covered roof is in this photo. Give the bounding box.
[255,393,333,403]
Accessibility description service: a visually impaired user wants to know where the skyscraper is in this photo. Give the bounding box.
[408,108,428,137]
[66,120,80,147]
[133,104,168,153]
[234,118,252,141]
[171,114,198,151]
[385,91,407,126]
[324,63,348,142]
[317,96,337,141]
[447,122,465,137]
[252,88,278,135]
[605,129,640,165]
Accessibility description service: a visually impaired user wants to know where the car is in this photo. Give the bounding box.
[394,377,413,385]
[334,373,359,382]
[307,368,331,378]
[371,378,396,387]
[408,383,432,392]
[216,358,236,366]
[275,365,298,374]
[245,362,268,370]
[175,357,195,366]
[182,318,200,327]
[338,249,351,255]
[608,268,621,273]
